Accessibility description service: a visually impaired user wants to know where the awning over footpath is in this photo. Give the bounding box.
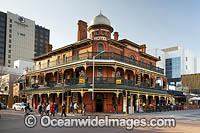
[189,97,200,101]
[167,90,184,96]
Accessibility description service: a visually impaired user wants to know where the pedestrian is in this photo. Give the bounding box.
[114,104,116,113]
[46,103,50,116]
[82,103,86,115]
[73,103,79,114]
[42,103,46,116]
[25,103,31,117]
[38,103,42,115]
[69,102,73,113]
[50,102,55,116]
[61,103,67,117]
[54,103,58,115]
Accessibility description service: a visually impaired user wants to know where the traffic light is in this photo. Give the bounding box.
[67,90,71,96]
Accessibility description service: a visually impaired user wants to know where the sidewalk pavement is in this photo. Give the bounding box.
[30,108,200,118]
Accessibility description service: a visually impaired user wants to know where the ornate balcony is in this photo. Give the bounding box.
[29,77,164,90]
[27,52,164,74]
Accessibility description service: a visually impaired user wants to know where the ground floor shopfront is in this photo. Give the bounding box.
[22,87,171,113]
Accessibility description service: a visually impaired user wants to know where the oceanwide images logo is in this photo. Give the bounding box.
[24,115,37,128]
[24,115,176,130]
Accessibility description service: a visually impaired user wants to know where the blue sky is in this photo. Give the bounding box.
[1,0,200,55]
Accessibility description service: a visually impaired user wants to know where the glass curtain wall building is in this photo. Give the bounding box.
[0,11,6,66]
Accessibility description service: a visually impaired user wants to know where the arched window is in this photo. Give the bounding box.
[129,55,135,63]
[98,44,104,52]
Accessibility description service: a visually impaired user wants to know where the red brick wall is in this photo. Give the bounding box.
[124,48,140,60]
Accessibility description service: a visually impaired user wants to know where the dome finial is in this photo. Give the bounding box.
[99,9,102,15]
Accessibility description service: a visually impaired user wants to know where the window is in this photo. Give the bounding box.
[63,54,66,63]
[102,31,105,35]
[8,55,11,58]
[8,65,10,67]
[57,56,60,64]
[186,57,187,62]
[107,32,109,36]
[9,19,12,23]
[96,31,99,35]
[8,50,11,53]
[4,86,8,91]
[9,29,12,33]
[129,56,135,63]
[9,24,12,28]
[9,45,11,48]
[47,60,50,67]
[98,44,104,52]
[186,65,187,70]
[9,39,11,43]
[8,60,11,63]
[39,62,41,69]
[9,34,12,38]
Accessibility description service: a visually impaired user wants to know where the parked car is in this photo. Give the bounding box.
[12,103,33,112]
[0,102,7,109]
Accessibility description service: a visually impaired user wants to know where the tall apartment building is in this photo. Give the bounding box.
[0,11,51,67]
[147,46,200,88]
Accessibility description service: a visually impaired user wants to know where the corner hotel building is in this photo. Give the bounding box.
[21,12,171,113]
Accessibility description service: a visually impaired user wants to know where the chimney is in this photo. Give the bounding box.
[77,20,88,41]
[45,44,53,52]
[113,32,119,40]
[140,44,146,53]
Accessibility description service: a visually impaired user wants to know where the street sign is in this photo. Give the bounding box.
[88,89,94,91]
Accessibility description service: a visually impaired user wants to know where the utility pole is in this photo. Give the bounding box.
[92,51,104,115]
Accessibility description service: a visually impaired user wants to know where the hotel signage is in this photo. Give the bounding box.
[94,36,107,41]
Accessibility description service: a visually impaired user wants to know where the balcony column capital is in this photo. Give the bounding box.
[83,63,87,71]
[56,92,61,97]
[115,91,120,98]
[137,93,140,99]
[113,65,117,72]
[80,90,84,97]
[73,66,76,72]
[123,68,126,73]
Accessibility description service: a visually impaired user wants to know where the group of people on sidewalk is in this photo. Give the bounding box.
[69,102,86,114]
[37,102,86,117]
[38,102,59,116]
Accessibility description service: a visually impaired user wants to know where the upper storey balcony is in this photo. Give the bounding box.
[27,52,164,75]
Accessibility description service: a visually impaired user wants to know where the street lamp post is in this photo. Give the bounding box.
[92,51,104,115]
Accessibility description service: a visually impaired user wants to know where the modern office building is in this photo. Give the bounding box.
[0,11,7,66]
[0,11,50,67]
[148,46,200,90]
[5,11,35,67]
[21,12,170,113]
[34,25,50,57]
